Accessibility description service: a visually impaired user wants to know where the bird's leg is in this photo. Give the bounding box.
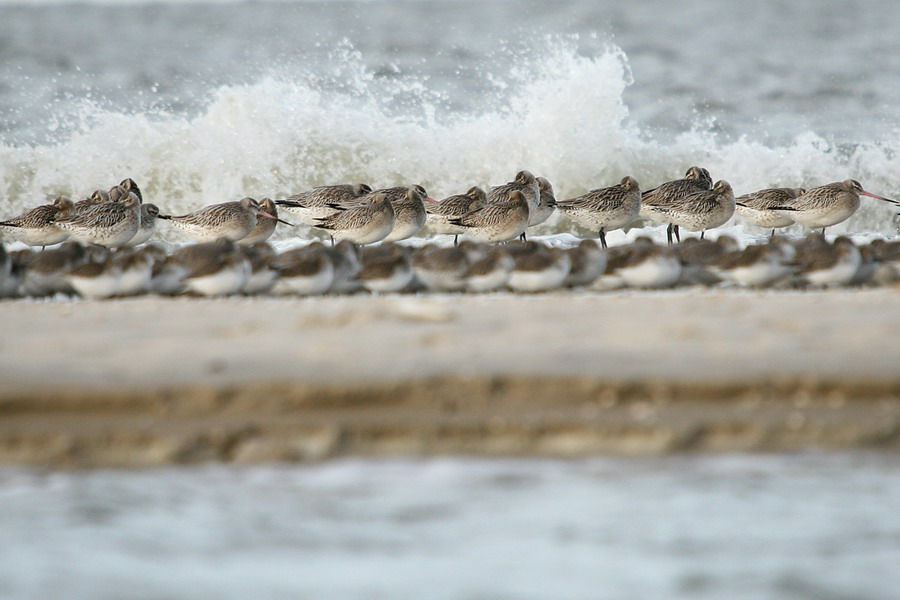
[674,225,681,244]
[700,230,705,240]
[453,235,458,247]
[666,224,674,245]
[599,229,607,249]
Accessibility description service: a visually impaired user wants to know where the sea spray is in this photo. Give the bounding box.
[1,38,898,239]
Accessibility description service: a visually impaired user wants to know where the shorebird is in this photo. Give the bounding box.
[791,235,862,286]
[73,190,110,213]
[358,243,414,293]
[176,239,250,296]
[675,235,739,285]
[113,247,157,296]
[556,176,641,248]
[462,244,514,292]
[239,243,279,294]
[770,179,899,234]
[276,183,372,225]
[642,180,735,244]
[313,193,395,245]
[160,197,278,242]
[507,241,571,293]
[564,239,606,287]
[734,187,805,236]
[425,186,487,245]
[489,170,541,239]
[710,243,794,287]
[641,166,713,243]
[604,238,682,289]
[274,243,335,296]
[0,196,74,247]
[119,178,143,203]
[53,192,141,247]
[324,241,363,293]
[358,185,431,243]
[412,244,470,292]
[529,177,557,228]
[66,248,122,299]
[238,198,292,245]
[22,241,89,296]
[449,189,530,243]
[124,203,160,247]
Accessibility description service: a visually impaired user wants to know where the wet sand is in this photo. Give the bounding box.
[1,288,899,467]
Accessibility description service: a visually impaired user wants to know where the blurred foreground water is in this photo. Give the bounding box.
[1,453,899,599]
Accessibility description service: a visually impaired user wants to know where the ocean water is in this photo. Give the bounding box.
[2,0,900,239]
[1,454,900,600]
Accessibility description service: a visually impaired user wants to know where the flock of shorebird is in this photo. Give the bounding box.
[0,169,899,298]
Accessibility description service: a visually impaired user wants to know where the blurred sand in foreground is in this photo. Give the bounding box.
[1,288,899,467]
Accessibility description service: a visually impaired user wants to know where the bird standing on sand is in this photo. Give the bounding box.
[770,179,899,234]
[642,180,735,243]
[426,186,488,245]
[734,187,805,237]
[556,176,641,249]
[276,183,372,225]
[641,166,713,244]
[449,190,530,243]
[160,197,278,242]
[529,177,557,228]
[238,198,293,245]
[0,196,74,247]
[357,185,431,243]
[313,193,395,245]
[53,191,141,247]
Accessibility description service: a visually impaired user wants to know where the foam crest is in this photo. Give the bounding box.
[1,38,898,238]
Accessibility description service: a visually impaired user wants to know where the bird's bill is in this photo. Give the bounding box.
[861,190,900,205]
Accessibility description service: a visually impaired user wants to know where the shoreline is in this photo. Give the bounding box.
[2,288,899,467]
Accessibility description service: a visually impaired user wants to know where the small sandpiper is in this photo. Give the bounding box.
[66,248,122,299]
[605,238,682,289]
[425,186,487,245]
[734,187,805,236]
[461,243,514,292]
[771,179,899,234]
[507,241,571,293]
[412,244,470,292]
[0,196,74,247]
[313,193,395,245]
[160,197,278,243]
[564,239,606,287]
[276,183,372,225]
[53,192,141,247]
[239,243,279,294]
[488,170,541,219]
[642,180,735,244]
[22,241,89,296]
[238,198,292,245]
[640,166,713,243]
[324,240,363,293]
[449,190,530,243]
[358,243,414,293]
[556,176,641,248]
[711,243,794,287]
[176,239,250,296]
[273,242,335,296]
[792,235,862,287]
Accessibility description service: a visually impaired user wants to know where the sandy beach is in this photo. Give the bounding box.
[1,287,898,467]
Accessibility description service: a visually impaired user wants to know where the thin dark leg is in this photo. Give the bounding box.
[520,232,527,242]
[330,235,335,247]
[821,227,826,236]
[453,235,458,247]
[674,225,681,244]
[666,224,674,245]
[770,229,775,239]
[599,229,607,249]
[700,230,705,240]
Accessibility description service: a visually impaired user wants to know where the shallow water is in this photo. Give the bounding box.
[1,454,899,600]
[2,0,900,238]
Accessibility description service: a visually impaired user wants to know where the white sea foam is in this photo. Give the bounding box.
[2,40,899,241]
